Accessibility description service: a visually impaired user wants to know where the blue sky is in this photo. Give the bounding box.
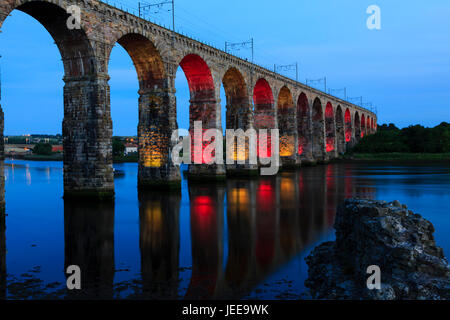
[0,0,449,135]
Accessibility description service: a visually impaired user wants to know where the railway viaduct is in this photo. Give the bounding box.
[0,0,377,199]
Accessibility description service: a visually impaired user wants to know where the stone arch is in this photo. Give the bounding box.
[179,54,220,171]
[0,0,114,198]
[108,33,177,187]
[361,114,366,138]
[345,108,352,143]
[354,112,361,140]
[179,54,216,102]
[325,102,335,153]
[277,86,296,163]
[335,106,345,155]
[110,33,166,90]
[253,78,275,159]
[0,1,97,77]
[222,67,249,130]
[366,116,371,135]
[222,67,251,164]
[312,98,325,160]
[297,92,311,160]
[371,118,375,132]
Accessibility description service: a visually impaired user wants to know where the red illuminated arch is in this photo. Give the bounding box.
[354,112,361,139]
[255,179,276,269]
[179,54,216,164]
[325,102,335,152]
[253,79,275,159]
[335,106,345,154]
[361,114,366,138]
[297,92,310,156]
[180,54,215,97]
[344,108,352,142]
[312,98,325,159]
[253,78,274,109]
[366,117,371,134]
[186,193,219,299]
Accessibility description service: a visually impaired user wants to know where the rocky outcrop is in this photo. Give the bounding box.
[305,198,450,300]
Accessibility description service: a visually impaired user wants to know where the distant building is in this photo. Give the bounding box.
[5,145,32,156]
[124,143,137,155]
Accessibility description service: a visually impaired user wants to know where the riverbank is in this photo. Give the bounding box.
[341,152,450,162]
[6,152,450,164]
[12,154,63,161]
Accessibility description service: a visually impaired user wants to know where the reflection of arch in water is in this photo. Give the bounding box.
[185,184,225,299]
[64,200,115,299]
[255,177,277,270]
[298,167,325,243]
[279,172,300,257]
[225,179,255,291]
[325,165,338,227]
[138,190,181,299]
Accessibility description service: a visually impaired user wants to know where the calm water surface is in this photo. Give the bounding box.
[0,160,449,299]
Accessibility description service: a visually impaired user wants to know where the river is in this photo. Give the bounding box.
[1,160,449,299]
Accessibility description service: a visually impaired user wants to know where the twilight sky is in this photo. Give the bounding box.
[0,0,449,135]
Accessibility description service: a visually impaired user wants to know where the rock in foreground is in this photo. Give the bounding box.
[305,198,450,300]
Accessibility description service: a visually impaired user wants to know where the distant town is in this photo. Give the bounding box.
[4,134,138,161]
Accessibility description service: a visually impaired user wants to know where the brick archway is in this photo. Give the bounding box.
[325,102,336,153]
[109,33,180,188]
[312,98,325,160]
[297,92,311,160]
[354,112,361,140]
[277,86,296,164]
[335,106,345,155]
[345,108,352,143]
[0,0,114,198]
[253,78,275,159]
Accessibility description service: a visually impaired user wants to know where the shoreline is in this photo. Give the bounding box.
[5,153,450,165]
[338,152,450,163]
[5,155,138,163]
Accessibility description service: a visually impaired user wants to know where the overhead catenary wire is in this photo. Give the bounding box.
[101,0,377,111]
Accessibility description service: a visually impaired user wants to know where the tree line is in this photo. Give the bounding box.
[350,122,450,153]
